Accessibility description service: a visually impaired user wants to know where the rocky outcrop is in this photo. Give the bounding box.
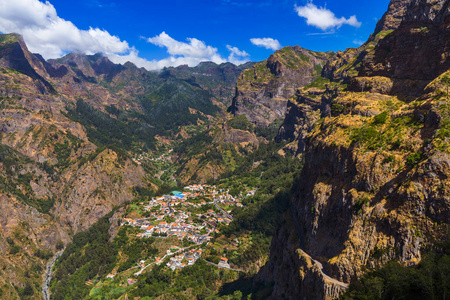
[353,0,450,96]
[53,149,145,233]
[276,87,335,155]
[258,85,450,298]
[230,46,332,127]
[374,0,412,34]
[0,34,55,94]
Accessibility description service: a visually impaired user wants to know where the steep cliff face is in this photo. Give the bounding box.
[276,80,343,155]
[259,74,450,300]
[374,0,412,34]
[257,0,450,299]
[322,0,414,85]
[230,46,332,127]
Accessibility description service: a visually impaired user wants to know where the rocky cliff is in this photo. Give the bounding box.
[230,46,332,127]
[257,0,450,299]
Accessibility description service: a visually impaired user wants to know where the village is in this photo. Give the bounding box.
[120,184,255,272]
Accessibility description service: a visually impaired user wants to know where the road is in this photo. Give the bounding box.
[213,198,233,220]
[134,249,181,276]
[204,260,244,272]
[42,250,64,300]
[289,207,349,290]
[167,198,173,214]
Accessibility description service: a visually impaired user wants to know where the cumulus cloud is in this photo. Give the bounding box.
[0,0,130,58]
[0,0,249,70]
[146,32,226,67]
[226,45,250,65]
[295,3,361,31]
[250,38,281,51]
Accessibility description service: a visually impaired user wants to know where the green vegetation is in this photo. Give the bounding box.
[214,142,303,271]
[305,76,331,89]
[117,235,158,272]
[314,64,323,76]
[375,30,394,40]
[0,33,21,46]
[64,99,157,150]
[434,103,450,152]
[140,80,220,133]
[353,197,370,215]
[350,114,422,152]
[227,115,254,132]
[51,211,119,300]
[342,240,450,300]
[129,259,236,299]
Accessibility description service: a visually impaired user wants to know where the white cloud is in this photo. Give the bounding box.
[146,32,226,67]
[250,38,281,51]
[226,45,250,65]
[353,39,365,46]
[295,3,361,31]
[0,0,130,58]
[0,0,249,70]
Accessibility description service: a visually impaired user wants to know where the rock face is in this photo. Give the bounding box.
[374,0,412,34]
[351,0,450,96]
[230,46,332,127]
[256,0,450,299]
[276,86,334,155]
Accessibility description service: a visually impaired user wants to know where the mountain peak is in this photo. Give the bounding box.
[374,0,412,34]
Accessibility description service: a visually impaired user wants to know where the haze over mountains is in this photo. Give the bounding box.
[0,0,449,299]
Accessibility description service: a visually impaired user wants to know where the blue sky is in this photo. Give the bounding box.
[0,0,391,70]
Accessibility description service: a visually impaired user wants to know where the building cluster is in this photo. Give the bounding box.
[133,149,173,165]
[117,184,255,273]
[121,184,247,244]
[166,248,203,270]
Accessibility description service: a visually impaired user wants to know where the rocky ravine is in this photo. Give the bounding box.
[256,0,450,299]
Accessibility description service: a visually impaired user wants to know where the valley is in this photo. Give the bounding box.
[0,0,449,299]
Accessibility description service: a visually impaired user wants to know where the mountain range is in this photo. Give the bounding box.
[0,0,449,299]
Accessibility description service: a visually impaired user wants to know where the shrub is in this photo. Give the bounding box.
[9,245,21,255]
[406,152,423,166]
[373,111,389,125]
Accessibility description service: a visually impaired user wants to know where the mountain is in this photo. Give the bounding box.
[1,0,449,297]
[161,61,255,106]
[229,46,333,127]
[0,33,253,298]
[254,0,450,298]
